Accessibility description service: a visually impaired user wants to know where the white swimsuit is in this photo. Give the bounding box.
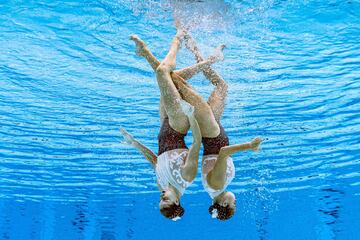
[201,155,235,199]
[155,149,192,195]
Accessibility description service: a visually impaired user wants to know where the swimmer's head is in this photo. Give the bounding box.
[159,189,184,220]
[209,191,236,220]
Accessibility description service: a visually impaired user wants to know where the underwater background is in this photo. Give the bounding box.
[0,0,359,239]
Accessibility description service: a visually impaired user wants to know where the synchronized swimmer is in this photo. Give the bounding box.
[120,24,262,221]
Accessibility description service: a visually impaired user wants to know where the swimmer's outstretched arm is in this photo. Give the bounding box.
[179,100,202,182]
[207,137,263,189]
[219,137,262,157]
[120,128,157,167]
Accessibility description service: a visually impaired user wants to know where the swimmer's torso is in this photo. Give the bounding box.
[156,149,192,195]
[201,122,233,198]
[201,154,235,199]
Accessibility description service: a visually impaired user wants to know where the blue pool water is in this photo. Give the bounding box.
[1,0,360,239]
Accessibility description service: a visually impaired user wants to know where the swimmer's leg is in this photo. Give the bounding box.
[207,78,228,122]
[130,35,167,122]
[155,31,190,133]
[130,35,160,72]
[184,34,228,121]
[171,73,220,138]
[184,34,225,85]
[174,22,225,84]
[174,44,225,81]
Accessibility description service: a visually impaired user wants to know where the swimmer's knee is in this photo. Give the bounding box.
[200,115,220,138]
[207,124,221,138]
[168,117,189,134]
[156,63,171,75]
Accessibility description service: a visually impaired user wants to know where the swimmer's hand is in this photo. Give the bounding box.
[120,128,135,145]
[178,99,194,117]
[250,137,262,151]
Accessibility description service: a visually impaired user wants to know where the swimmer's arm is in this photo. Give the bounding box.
[207,137,262,189]
[120,128,157,166]
[218,137,262,158]
[181,116,202,182]
[131,140,158,167]
[207,154,228,190]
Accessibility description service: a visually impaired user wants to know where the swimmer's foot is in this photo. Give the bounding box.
[130,34,147,57]
[175,19,188,41]
[177,99,194,117]
[208,44,226,63]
